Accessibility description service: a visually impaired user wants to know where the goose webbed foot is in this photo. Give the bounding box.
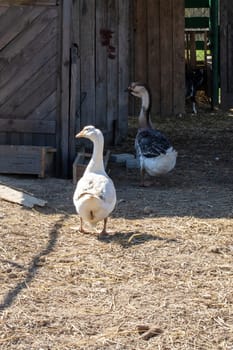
[98,218,109,238]
[79,218,91,234]
[141,180,154,187]
[140,169,155,187]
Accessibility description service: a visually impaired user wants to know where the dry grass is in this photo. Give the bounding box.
[0,110,233,349]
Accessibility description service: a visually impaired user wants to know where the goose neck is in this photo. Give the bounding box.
[86,136,105,173]
[141,90,150,110]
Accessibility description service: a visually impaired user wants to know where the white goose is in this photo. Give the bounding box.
[73,125,116,237]
[127,82,177,186]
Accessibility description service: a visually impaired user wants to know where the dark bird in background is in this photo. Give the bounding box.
[126,82,177,186]
[185,65,204,114]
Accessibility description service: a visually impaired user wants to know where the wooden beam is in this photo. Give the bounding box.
[0,1,58,5]
[0,119,56,134]
[60,0,72,177]
[160,0,173,115]
[147,0,160,114]
[117,0,129,142]
[173,0,185,115]
[134,0,148,83]
[80,0,96,127]
[69,44,79,167]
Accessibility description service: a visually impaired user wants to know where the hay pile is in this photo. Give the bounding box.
[0,112,233,349]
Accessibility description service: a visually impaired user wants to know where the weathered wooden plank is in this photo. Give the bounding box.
[0,184,47,208]
[0,1,57,6]
[128,0,135,116]
[71,0,81,134]
[0,7,24,49]
[0,56,57,115]
[1,71,56,118]
[60,0,72,177]
[0,17,57,90]
[147,0,160,115]
[0,7,43,51]
[107,0,118,132]
[95,0,107,130]
[80,0,95,126]
[69,44,79,166]
[0,119,56,133]
[9,133,21,146]
[30,133,56,147]
[0,145,56,179]
[0,37,57,106]
[0,133,8,145]
[134,0,147,83]
[117,0,129,141]
[160,0,173,115]
[173,0,185,115]
[11,73,56,118]
[0,8,58,62]
[27,92,57,120]
[22,92,57,146]
[0,5,9,16]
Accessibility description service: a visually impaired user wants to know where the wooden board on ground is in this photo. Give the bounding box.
[0,183,47,208]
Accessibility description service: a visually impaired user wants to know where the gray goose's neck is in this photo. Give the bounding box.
[139,90,153,129]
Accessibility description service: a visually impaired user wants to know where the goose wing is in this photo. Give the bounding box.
[136,128,171,158]
[74,173,116,204]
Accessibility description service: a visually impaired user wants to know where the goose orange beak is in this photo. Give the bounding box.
[75,130,84,138]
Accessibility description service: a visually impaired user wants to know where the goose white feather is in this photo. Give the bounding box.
[73,125,116,236]
[127,82,177,186]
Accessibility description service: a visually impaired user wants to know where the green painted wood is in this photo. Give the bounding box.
[185,0,210,8]
[195,41,207,50]
[185,17,210,28]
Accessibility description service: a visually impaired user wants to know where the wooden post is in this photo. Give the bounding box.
[69,44,79,171]
[60,0,72,178]
[117,0,129,142]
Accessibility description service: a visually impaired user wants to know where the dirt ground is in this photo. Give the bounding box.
[0,110,233,350]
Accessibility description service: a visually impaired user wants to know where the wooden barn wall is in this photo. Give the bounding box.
[0,0,59,148]
[132,0,185,116]
[220,0,233,110]
[0,0,130,177]
[70,0,130,163]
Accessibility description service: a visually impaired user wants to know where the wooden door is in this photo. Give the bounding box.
[71,0,130,153]
[0,1,59,147]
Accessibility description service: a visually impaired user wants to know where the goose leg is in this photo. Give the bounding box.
[99,218,108,237]
[140,168,145,187]
[79,217,89,234]
[140,168,153,187]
